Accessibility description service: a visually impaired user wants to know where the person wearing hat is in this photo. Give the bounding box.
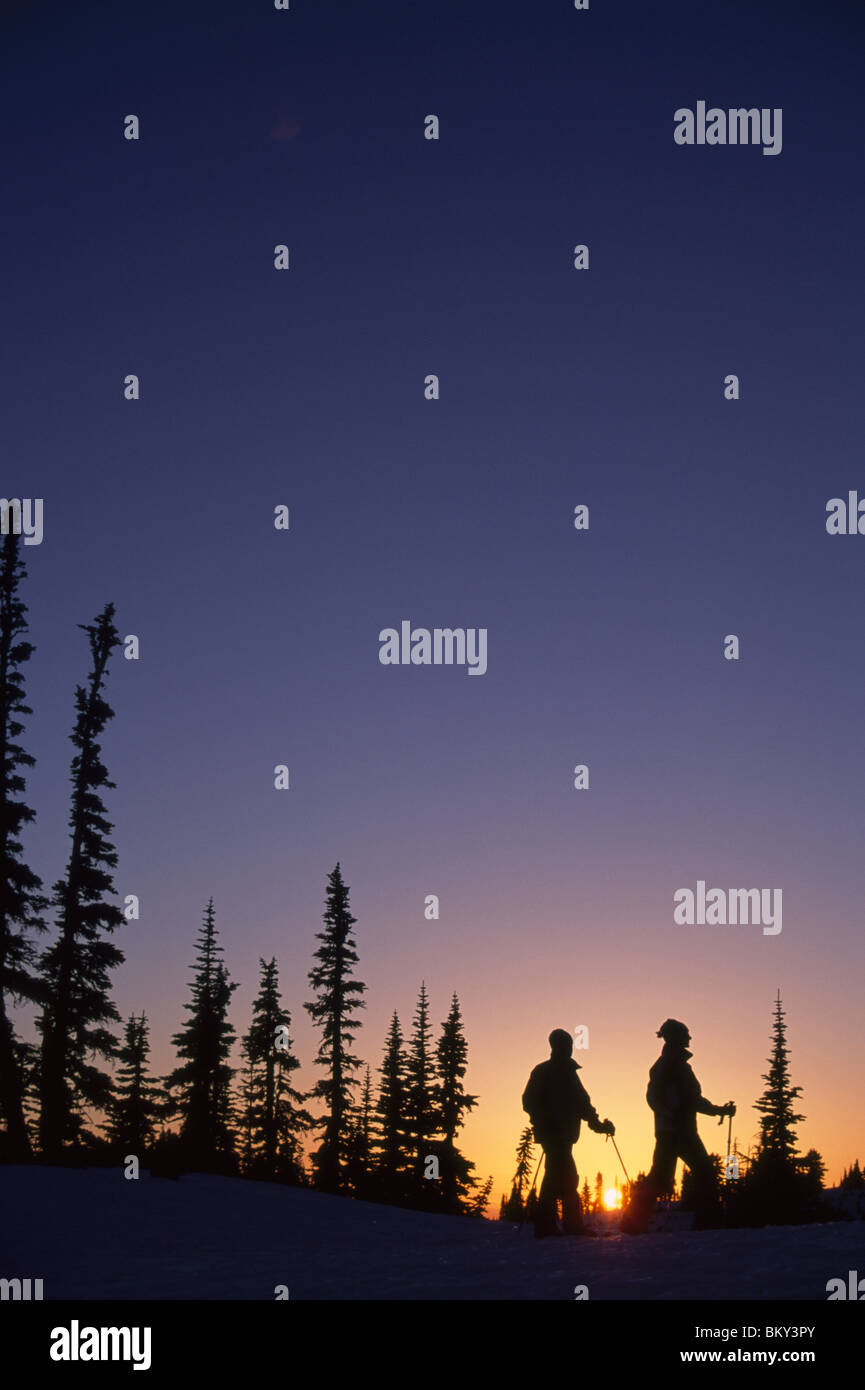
[522,1028,616,1238]
[620,1019,735,1234]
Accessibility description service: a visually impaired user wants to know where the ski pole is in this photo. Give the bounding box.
[606,1133,631,1188]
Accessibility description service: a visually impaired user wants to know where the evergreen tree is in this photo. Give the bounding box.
[405,981,435,1183]
[754,991,805,1161]
[594,1171,604,1212]
[344,1066,374,1197]
[38,605,125,1157]
[356,1064,373,1166]
[242,957,309,1181]
[730,994,820,1227]
[435,994,478,1145]
[375,1011,409,1197]
[467,1174,493,1218]
[434,993,479,1210]
[103,1013,162,1154]
[0,531,47,1159]
[304,863,366,1191]
[165,900,238,1173]
[581,1176,591,1214]
[840,1160,864,1189]
[796,1148,826,1196]
[503,1125,535,1219]
[238,1036,256,1173]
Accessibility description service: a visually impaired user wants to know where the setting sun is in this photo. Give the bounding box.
[604,1188,622,1211]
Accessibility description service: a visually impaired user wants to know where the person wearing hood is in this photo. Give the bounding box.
[522,1028,615,1237]
[620,1019,735,1234]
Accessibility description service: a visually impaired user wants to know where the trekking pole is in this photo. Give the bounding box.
[606,1133,631,1188]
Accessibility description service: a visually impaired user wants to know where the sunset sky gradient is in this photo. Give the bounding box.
[4,0,864,1205]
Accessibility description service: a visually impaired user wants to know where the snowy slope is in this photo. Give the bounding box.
[2,1167,863,1300]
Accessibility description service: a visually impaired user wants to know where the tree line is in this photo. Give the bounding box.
[0,532,490,1215]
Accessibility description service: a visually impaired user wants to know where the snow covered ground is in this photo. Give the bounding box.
[2,1167,863,1300]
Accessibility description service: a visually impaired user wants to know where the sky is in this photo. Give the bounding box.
[3,0,864,1207]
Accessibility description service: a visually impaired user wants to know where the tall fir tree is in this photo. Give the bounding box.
[344,1065,374,1197]
[103,1013,163,1154]
[434,993,479,1210]
[754,991,805,1162]
[357,1064,373,1166]
[165,900,238,1173]
[515,1126,535,1185]
[405,981,435,1183]
[241,957,309,1180]
[304,863,366,1191]
[503,1125,535,1219]
[0,531,47,1159]
[38,605,125,1158]
[375,1011,409,1196]
[730,993,816,1227]
[238,1035,256,1173]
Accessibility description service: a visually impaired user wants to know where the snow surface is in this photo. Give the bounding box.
[2,1167,863,1300]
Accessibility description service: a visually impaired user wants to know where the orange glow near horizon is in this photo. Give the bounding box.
[604,1188,622,1210]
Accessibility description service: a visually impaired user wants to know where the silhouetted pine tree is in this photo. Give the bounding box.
[515,1126,535,1185]
[594,1171,604,1212]
[754,991,804,1161]
[731,993,819,1226]
[840,1160,864,1189]
[242,957,309,1181]
[434,993,479,1211]
[344,1066,374,1197]
[103,1013,162,1155]
[359,1065,373,1158]
[0,532,47,1159]
[374,1011,409,1200]
[581,1176,591,1214]
[165,900,238,1173]
[238,1037,256,1172]
[405,981,435,1189]
[304,863,366,1191]
[467,1174,493,1218]
[503,1125,535,1219]
[796,1148,826,1195]
[38,606,125,1158]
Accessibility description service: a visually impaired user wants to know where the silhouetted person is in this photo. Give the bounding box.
[620,1019,735,1234]
[522,1028,615,1238]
